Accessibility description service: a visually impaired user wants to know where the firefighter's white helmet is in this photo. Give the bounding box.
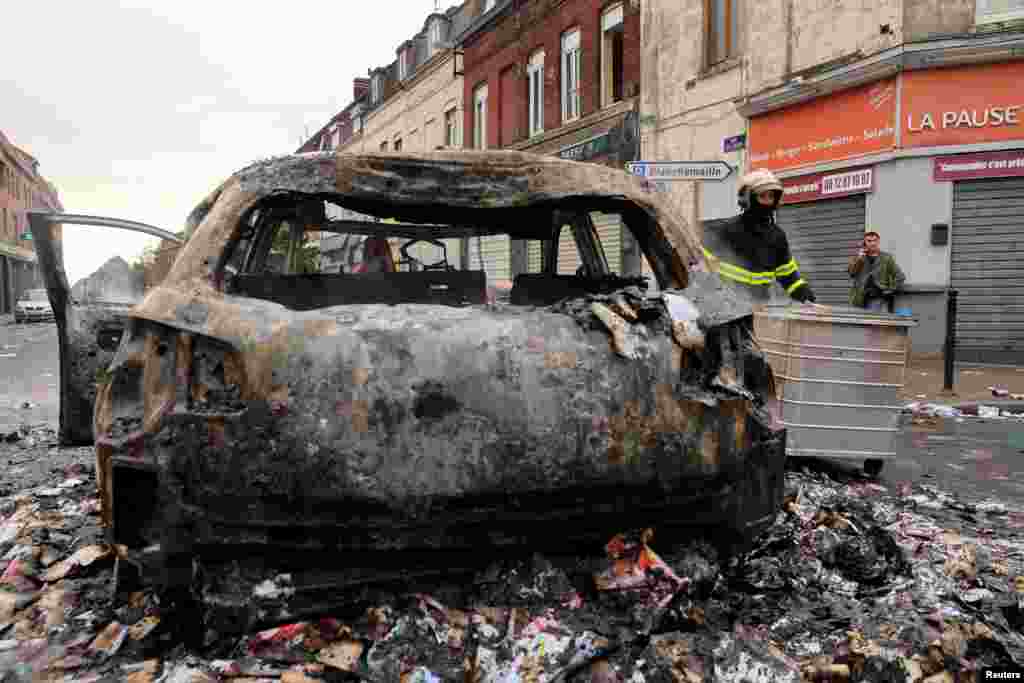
[738,169,783,210]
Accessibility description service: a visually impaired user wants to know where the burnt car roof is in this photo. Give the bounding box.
[168,150,702,293]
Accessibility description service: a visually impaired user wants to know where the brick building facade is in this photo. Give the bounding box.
[460,0,640,151]
[0,130,63,314]
[458,0,645,283]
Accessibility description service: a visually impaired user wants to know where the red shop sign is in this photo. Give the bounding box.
[780,165,875,205]
[933,149,1024,181]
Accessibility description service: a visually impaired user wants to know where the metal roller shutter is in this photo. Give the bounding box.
[590,212,622,273]
[468,235,510,284]
[951,176,1024,365]
[557,225,582,275]
[527,240,543,273]
[776,195,866,305]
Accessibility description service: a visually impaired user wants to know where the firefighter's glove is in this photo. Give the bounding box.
[792,285,816,303]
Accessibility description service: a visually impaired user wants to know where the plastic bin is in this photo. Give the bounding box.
[753,303,917,474]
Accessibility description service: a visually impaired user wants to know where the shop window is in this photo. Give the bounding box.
[445,108,459,147]
[705,0,739,67]
[561,28,581,123]
[473,83,488,150]
[527,50,545,137]
[601,4,625,107]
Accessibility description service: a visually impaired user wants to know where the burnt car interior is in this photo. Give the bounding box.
[218,195,656,311]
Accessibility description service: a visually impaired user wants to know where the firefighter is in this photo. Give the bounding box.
[701,169,816,304]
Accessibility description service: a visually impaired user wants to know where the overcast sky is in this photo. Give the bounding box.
[3,0,434,285]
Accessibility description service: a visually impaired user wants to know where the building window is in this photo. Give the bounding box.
[705,0,739,67]
[380,141,388,151]
[561,28,581,123]
[429,20,443,55]
[371,75,381,104]
[473,83,488,150]
[601,3,625,107]
[445,108,459,147]
[398,49,409,81]
[394,138,403,151]
[528,50,545,137]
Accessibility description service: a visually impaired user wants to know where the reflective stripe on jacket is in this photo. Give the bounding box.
[700,215,811,302]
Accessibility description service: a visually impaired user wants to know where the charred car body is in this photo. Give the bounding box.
[31,150,785,634]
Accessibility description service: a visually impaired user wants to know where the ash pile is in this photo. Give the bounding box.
[3,457,1024,681]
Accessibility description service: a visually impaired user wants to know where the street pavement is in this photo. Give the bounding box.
[0,317,59,434]
[791,414,1024,510]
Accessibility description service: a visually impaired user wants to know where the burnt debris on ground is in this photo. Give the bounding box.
[2,435,1024,681]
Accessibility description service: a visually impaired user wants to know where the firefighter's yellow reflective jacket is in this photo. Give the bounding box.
[700,215,815,303]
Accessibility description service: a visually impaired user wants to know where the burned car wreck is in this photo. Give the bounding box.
[31,150,786,635]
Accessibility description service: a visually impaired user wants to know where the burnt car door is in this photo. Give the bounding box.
[27,211,184,446]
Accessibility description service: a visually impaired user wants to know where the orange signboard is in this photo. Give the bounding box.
[748,78,897,172]
[901,62,1024,148]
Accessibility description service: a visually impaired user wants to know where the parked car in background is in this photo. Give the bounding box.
[31,150,786,635]
[14,288,55,324]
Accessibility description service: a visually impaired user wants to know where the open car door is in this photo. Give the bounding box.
[27,211,184,446]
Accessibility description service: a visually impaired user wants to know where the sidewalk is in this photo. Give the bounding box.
[901,355,1024,409]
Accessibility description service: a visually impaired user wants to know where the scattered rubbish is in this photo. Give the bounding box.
[316,639,363,671]
[663,292,705,350]
[160,663,217,683]
[45,544,112,582]
[5,413,1024,680]
[978,405,1000,418]
[252,573,296,600]
[90,621,129,659]
[594,529,685,610]
[904,402,962,418]
[128,615,160,640]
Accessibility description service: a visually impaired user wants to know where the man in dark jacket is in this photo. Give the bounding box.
[701,169,816,304]
[848,231,906,310]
